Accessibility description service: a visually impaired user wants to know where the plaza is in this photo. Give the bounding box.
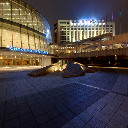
[0,67,128,128]
[0,0,128,128]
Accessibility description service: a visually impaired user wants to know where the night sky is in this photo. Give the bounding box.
[23,0,128,36]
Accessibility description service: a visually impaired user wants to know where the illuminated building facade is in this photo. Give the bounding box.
[53,19,115,43]
[0,0,52,66]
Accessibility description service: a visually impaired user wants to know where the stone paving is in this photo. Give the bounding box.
[0,67,128,128]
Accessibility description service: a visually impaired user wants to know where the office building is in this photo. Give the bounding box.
[53,19,115,43]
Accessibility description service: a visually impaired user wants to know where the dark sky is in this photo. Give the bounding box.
[23,0,128,36]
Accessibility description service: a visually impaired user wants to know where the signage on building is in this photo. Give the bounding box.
[9,47,49,55]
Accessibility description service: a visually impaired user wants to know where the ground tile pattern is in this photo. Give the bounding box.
[0,82,108,128]
[0,67,128,128]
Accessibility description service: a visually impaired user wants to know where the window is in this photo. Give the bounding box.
[60,22,66,24]
[60,32,66,35]
[60,36,66,40]
[60,41,66,43]
[60,27,66,30]
[67,36,70,40]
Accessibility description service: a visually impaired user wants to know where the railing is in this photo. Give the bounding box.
[57,48,128,58]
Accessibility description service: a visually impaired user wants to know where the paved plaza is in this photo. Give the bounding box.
[0,67,128,128]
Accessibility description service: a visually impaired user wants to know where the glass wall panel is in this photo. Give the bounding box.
[0,0,52,49]
[12,25,20,48]
[21,27,28,49]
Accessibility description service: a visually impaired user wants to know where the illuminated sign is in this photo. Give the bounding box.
[79,19,97,24]
[72,19,97,25]
[9,47,49,55]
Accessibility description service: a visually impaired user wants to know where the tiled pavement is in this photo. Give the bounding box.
[0,67,128,128]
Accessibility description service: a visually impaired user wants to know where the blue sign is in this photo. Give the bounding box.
[9,46,49,55]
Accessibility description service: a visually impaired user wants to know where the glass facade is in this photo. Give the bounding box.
[0,0,52,50]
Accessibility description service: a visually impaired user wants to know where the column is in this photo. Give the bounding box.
[29,58,31,66]
[73,31,75,42]
[84,31,86,39]
[31,58,33,66]
[80,30,82,40]
[42,57,44,67]
[87,30,89,38]
[6,56,8,67]
[83,30,85,39]
[35,58,36,65]
[76,30,78,41]
[27,29,30,49]
[21,57,23,66]
[94,26,96,37]
[101,26,103,35]
[14,58,16,66]
[39,58,42,66]
[20,24,22,48]
[91,29,92,37]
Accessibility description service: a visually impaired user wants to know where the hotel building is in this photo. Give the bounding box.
[0,0,52,67]
[53,19,115,43]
